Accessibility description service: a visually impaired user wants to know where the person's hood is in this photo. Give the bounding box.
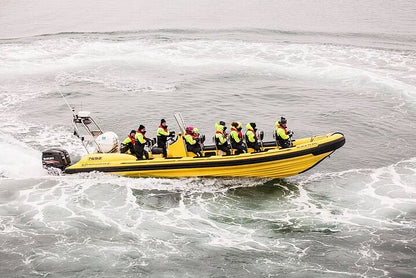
[276,120,285,127]
[215,122,224,132]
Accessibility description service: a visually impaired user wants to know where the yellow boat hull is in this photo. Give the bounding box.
[65,132,345,179]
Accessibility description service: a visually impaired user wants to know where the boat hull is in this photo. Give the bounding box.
[65,132,345,178]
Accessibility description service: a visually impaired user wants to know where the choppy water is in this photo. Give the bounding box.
[1,1,416,277]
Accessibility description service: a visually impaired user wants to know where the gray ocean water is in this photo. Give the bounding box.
[1,1,416,277]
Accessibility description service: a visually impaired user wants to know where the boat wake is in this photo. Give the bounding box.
[0,133,47,179]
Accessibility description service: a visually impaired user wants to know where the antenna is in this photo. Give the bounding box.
[56,85,75,116]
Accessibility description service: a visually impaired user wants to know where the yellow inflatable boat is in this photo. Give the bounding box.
[64,132,344,178]
[42,111,345,179]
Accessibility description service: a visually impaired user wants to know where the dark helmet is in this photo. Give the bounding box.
[161,119,166,125]
[138,124,145,131]
[250,122,256,129]
[219,121,225,126]
[231,121,238,128]
[279,117,287,125]
[130,130,136,134]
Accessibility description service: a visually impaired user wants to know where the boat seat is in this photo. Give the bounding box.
[262,141,278,147]
[151,147,163,154]
[203,151,216,157]
[203,145,217,151]
[91,130,103,137]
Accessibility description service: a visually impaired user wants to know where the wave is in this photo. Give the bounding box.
[0,133,47,179]
[294,157,416,228]
[0,28,415,182]
[0,34,415,101]
[0,116,87,179]
[2,28,416,46]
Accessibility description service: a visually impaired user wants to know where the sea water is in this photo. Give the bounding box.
[1,1,416,277]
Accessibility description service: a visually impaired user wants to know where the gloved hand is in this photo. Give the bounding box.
[169,131,175,137]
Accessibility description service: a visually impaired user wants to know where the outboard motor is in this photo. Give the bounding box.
[42,148,71,170]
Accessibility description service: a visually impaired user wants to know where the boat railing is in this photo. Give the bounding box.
[72,111,105,153]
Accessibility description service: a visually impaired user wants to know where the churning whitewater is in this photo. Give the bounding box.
[1,0,416,277]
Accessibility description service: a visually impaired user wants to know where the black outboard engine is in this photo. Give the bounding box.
[42,148,71,170]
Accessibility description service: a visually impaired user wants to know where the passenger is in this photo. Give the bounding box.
[245,123,261,152]
[135,125,150,159]
[275,117,293,149]
[193,127,200,137]
[157,119,174,158]
[193,128,204,151]
[184,126,202,156]
[120,130,137,155]
[230,122,247,155]
[215,121,231,156]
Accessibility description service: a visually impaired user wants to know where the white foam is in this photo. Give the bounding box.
[295,157,416,229]
[1,37,415,102]
[55,72,177,94]
[1,33,415,277]
[0,133,47,178]
[0,81,51,112]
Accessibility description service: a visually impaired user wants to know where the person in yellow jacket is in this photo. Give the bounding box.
[230,122,247,155]
[214,121,230,156]
[245,123,260,152]
[184,126,201,156]
[120,130,138,155]
[135,125,150,159]
[275,117,293,148]
[157,119,174,158]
